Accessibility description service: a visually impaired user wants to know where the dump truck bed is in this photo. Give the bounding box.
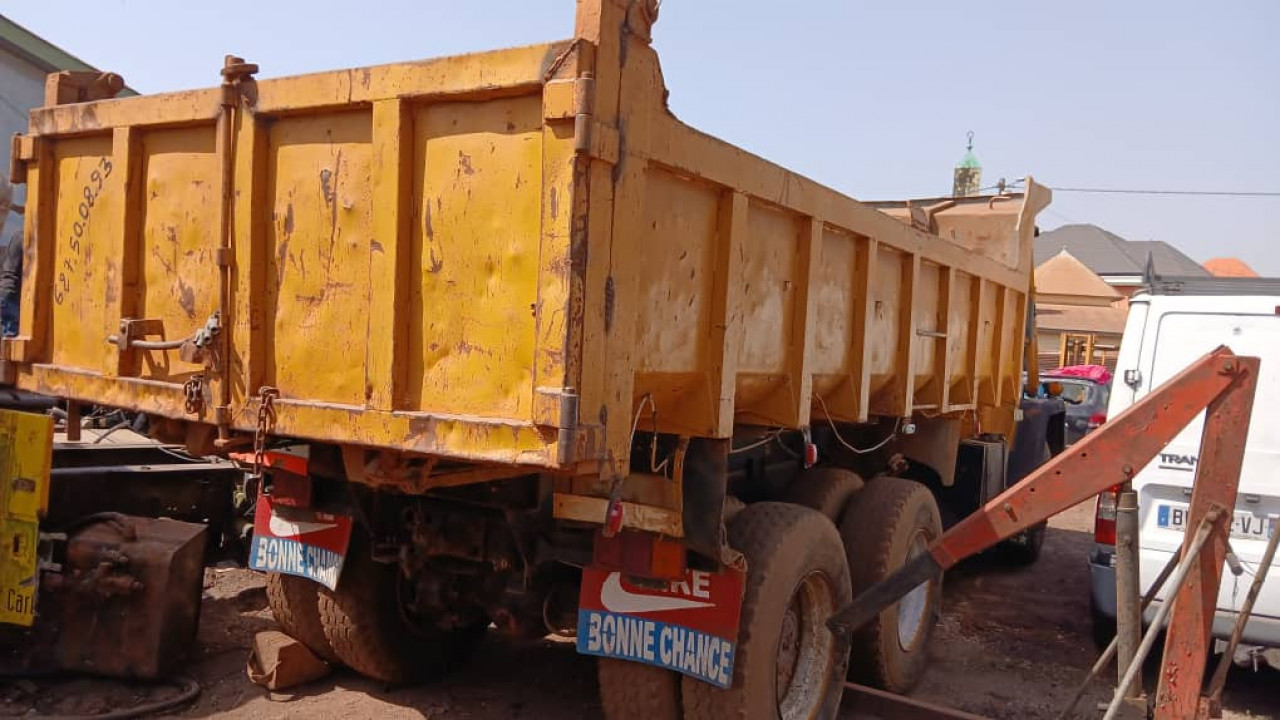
[4,9,1046,481]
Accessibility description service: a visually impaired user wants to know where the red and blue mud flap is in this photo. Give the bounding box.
[577,566,745,688]
[248,495,353,591]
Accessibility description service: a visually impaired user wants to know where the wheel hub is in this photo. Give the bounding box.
[776,572,837,720]
[896,529,933,651]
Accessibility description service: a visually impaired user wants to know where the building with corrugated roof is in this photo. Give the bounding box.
[1033,224,1208,309]
[1203,257,1259,278]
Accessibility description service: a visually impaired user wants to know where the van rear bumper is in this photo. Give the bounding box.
[1090,547,1280,647]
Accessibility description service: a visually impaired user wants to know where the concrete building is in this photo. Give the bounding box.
[0,14,134,240]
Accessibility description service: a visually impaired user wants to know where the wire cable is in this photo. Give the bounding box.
[727,429,783,455]
[812,393,900,454]
[1050,187,1280,198]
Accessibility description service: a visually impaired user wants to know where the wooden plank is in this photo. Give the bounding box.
[106,127,142,377]
[552,493,683,537]
[708,192,748,437]
[844,683,989,720]
[365,99,412,411]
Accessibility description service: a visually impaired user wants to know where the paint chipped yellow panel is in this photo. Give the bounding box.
[407,97,543,419]
[266,112,373,407]
[49,135,115,375]
[137,127,219,382]
[635,170,716,374]
[8,13,1047,473]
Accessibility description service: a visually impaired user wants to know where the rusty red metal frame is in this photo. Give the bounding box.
[830,346,1259,719]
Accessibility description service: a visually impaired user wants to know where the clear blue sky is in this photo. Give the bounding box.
[6,1,1278,272]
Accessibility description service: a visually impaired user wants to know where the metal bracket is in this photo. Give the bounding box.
[113,318,165,350]
[535,386,580,465]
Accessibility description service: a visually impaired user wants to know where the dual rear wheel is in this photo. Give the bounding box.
[599,472,943,720]
[265,538,487,684]
[601,502,851,720]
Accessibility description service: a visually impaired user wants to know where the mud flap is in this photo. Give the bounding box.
[576,564,745,688]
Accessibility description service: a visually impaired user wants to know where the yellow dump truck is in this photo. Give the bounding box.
[0,1,1063,716]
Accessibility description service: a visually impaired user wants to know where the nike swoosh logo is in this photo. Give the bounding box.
[599,572,714,614]
[268,514,337,538]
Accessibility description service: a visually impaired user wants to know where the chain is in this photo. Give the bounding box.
[182,374,204,414]
[252,386,279,480]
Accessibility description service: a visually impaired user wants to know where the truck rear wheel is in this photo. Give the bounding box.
[840,476,942,694]
[782,467,864,522]
[317,539,485,684]
[266,573,341,665]
[598,658,681,720]
[682,502,851,720]
[997,520,1047,564]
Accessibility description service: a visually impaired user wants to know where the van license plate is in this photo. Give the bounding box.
[1157,504,1276,541]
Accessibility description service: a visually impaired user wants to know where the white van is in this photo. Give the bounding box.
[1089,279,1280,651]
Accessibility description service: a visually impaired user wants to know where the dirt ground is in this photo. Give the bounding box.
[1,502,1275,719]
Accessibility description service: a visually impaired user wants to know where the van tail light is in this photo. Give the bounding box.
[1088,412,1107,431]
[1094,484,1121,545]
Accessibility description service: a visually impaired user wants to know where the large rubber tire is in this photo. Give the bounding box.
[317,539,485,684]
[265,573,342,665]
[997,520,1047,565]
[683,502,851,720]
[598,658,682,720]
[782,467,864,522]
[840,476,943,694]
[996,443,1050,565]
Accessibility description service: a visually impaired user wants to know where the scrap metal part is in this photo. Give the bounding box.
[2,515,207,679]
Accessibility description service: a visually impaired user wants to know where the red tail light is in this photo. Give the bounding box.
[1088,412,1107,430]
[1094,484,1121,545]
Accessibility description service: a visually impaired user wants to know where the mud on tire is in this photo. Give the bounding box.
[682,502,851,720]
[266,572,341,665]
[317,538,486,684]
[783,467,864,522]
[840,475,942,694]
[598,658,682,720]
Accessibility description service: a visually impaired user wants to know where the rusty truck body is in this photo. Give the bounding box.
[0,1,1062,717]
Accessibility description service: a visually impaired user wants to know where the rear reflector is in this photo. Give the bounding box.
[1088,412,1107,431]
[593,529,687,581]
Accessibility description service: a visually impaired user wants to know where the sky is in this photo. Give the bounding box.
[5,1,1277,272]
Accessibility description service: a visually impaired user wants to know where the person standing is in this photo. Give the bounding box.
[0,230,22,337]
